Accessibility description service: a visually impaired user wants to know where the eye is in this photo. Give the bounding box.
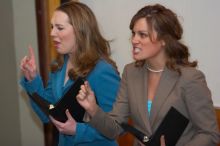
[131,31,135,38]
[57,27,64,31]
[139,32,148,38]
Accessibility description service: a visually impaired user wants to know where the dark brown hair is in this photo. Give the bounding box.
[51,1,118,79]
[130,4,197,73]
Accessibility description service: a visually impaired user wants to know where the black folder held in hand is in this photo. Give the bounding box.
[121,107,189,146]
[28,77,85,123]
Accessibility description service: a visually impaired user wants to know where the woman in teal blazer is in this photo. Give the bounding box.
[20,1,120,146]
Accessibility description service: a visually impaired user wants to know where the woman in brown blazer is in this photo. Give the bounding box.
[76,4,220,146]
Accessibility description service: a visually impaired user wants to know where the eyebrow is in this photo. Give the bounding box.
[132,30,149,33]
[54,24,65,27]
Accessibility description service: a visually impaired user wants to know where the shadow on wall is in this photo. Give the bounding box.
[20,90,43,130]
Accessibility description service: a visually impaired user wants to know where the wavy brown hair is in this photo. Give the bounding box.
[51,1,118,79]
[130,4,197,74]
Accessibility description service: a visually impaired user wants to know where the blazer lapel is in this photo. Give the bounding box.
[135,66,152,135]
[149,67,179,129]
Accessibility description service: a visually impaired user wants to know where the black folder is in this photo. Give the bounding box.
[121,107,189,146]
[28,77,85,123]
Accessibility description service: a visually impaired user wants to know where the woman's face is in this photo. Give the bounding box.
[131,18,165,61]
[50,11,76,55]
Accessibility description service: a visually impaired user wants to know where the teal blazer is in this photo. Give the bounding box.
[20,57,120,146]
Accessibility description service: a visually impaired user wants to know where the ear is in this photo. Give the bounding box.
[161,40,165,47]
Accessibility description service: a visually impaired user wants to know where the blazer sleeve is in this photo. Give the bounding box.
[182,69,220,146]
[89,64,131,139]
[20,74,53,123]
[71,61,121,144]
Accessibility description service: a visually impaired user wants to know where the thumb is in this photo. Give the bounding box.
[65,109,73,120]
[160,135,166,146]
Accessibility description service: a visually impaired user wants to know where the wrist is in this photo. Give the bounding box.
[88,104,98,117]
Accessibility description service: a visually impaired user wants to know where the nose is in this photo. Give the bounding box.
[50,27,57,37]
[131,34,139,44]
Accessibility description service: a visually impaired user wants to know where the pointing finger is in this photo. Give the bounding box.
[28,45,36,64]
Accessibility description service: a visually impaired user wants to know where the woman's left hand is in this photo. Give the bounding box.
[50,109,76,135]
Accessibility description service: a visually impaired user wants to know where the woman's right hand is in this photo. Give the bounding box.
[20,46,37,81]
[76,81,98,117]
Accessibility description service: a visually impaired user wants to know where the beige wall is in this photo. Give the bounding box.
[81,0,220,107]
[0,0,44,146]
[0,0,21,145]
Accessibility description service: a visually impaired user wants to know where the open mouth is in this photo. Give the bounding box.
[134,47,141,54]
[53,41,61,48]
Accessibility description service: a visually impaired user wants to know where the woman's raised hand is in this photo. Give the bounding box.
[20,46,37,81]
[76,81,98,117]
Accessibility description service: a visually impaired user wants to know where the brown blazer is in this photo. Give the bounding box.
[90,62,220,146]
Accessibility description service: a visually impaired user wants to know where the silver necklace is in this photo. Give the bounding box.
[146,65,164,73]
